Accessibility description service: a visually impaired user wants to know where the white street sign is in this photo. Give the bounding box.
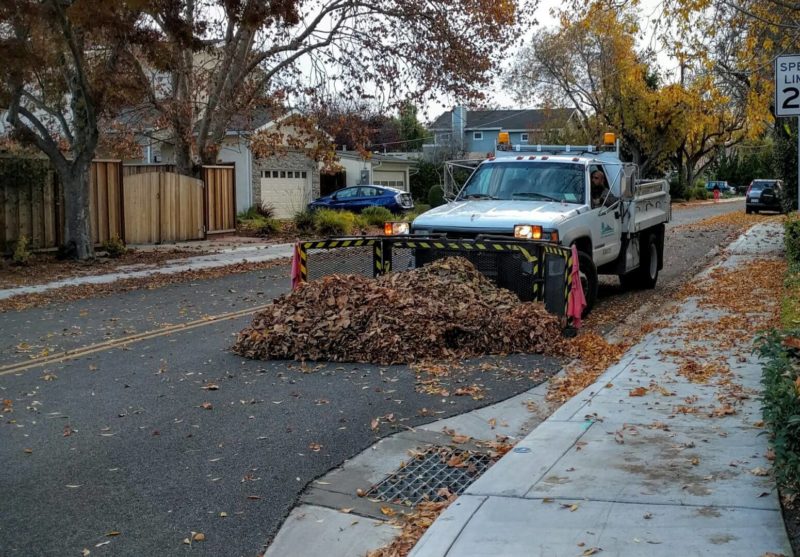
[776,55,800,117]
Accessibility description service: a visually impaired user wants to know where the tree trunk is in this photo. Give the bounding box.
[174,134,196,177]
[61,162,94,260]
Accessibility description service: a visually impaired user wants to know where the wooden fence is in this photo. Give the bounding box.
[0,158,59,250]
[0,158,235,251]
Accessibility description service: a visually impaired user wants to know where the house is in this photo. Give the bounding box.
[425,107,578,159]
[121,108,417,218]
[324,151,414,196]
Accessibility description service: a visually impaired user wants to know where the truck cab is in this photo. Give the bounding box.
[410,137,670,312]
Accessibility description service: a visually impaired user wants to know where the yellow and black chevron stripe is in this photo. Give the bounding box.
[302,238,377,250]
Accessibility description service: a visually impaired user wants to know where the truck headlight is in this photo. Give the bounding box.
[384,222,410,236]
[514,225,558,243]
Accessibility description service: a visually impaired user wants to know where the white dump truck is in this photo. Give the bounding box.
[410,134,671,311]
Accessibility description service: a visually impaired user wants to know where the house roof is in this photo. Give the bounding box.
[226,107,286,133]
[337,151,416,166]
[428,108,576,131]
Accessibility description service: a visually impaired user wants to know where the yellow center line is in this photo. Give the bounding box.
[0,303,270,376]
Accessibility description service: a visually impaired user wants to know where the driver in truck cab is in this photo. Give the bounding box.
[590,167,617,209]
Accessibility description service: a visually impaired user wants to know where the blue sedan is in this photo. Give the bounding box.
[308,185,414,213]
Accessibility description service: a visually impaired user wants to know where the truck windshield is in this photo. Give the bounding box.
[458,162,586,203]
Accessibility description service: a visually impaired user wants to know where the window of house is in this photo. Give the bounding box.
[375,180,405,189]
[520,133,529,142]
[473,131,483,141]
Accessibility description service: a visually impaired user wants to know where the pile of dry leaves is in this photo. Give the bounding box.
[233,257,564,365]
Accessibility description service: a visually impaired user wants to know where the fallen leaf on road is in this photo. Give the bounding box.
[340,508,354,513]
[42,373,57,381]
[182,538,191,545]
[95,541,110,547]
[450,434,471,444]
[192,532,205,542]
[750,467,770,476]
[63,425,73,437]
[66,484,81,488]
[105,531,121,537]
[23,448,32,454]
[247,495,262,500]
[201,384,219,391]
[356,488,366,497]
[309,442,322,452]
[82,549,91,556]
[370,418,380,431]
[200,402,213,410]
[561,503,579,512]
[629,387,648,397]
[583,548,603,555]
[380,506,396,517]
[219,512,228,517]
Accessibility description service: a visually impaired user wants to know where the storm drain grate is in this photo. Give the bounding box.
[365,446,495,506]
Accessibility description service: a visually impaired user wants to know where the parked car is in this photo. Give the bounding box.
[705,180,734,194]
[308,185,414,213]
[745,179,784,214]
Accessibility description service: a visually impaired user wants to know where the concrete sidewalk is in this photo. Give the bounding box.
[409,221,792,557]
[0,242,294,300]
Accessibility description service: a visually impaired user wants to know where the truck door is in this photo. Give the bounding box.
[589,164,622,266]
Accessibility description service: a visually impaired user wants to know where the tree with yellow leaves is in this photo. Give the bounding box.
[510,0,773,193]
[510,3,685,177]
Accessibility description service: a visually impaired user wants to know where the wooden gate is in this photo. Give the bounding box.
[203,165,236,235]
[123,172,204,244]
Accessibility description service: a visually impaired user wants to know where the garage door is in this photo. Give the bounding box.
[373,170,406,191]
[259,170,311,218]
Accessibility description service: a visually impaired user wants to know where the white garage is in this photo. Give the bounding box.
[373,170,406,190]
[259,169,311,218]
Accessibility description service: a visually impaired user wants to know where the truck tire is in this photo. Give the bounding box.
[620,233,659,290]
[577,250,597,316]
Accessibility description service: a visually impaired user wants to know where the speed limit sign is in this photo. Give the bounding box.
[776,55,800,117]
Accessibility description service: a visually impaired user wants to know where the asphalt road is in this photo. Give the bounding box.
[0,199,745,556]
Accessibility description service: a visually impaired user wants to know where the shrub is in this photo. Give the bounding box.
[237,206,260,222]
[314,209,355,236]
[353,214,369,231]
[361,206,394,227]
[12,235,31,265]
[428,185,445,208]
[101,235,127,258]
[785,214,800,266]
[257,203,276,218]
[293,210,316,233]
[686,186,708,201]
[413,203,431,214]
[758,330,800,494]
[257,218,281,235]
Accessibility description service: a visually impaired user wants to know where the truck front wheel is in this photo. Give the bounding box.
[620,233,659,290]
[577,250,598,316]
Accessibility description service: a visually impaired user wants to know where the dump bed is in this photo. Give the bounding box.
[623,179,671,234]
